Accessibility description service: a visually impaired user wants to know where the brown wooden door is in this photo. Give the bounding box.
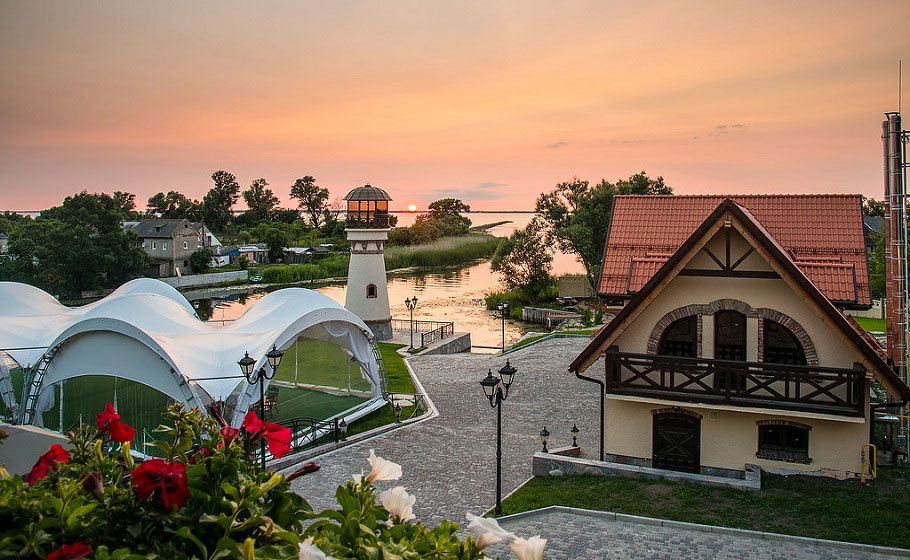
[652,412,700,473]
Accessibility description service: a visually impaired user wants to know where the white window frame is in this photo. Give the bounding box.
[163,241,168,251]
[152,241,157,250]
[183,241,188,250]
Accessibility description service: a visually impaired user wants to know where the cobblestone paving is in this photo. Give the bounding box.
[288,337,906,559]
[288,338,602,523]
[485,510,906,560]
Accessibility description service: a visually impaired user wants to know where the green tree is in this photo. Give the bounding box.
[242,178,279,222]
[189,248,213,274]
[262,227,289,262]
[863,196,885,217]
[146,191,202,220]
[535,171,671,289]
[1,192,148,297]
[490,218,554,298]
[869,232,885,300]
[112,191,140,219]
[290,176,330,228]
[202,170,240,232]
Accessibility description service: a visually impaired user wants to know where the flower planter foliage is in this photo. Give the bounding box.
[0,404,545,559]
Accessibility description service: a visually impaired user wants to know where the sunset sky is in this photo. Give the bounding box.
[1,1,908,211]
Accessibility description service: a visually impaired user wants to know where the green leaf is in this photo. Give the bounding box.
[65,503,97,529]
[176,526,207,559]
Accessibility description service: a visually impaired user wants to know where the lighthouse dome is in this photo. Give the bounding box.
[343,184,393,201]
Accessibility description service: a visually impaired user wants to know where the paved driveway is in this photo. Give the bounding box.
[288,337,601,523]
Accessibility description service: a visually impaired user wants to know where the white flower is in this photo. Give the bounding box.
[366,449,402,482]
[378,485,416,522]
[510,535,547,560]
[466,512,515,550]
[299,537,335,560]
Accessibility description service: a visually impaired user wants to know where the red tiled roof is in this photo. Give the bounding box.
[628,257,668,292]
[599,195,870,307]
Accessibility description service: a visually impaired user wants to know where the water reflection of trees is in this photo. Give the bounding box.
[193,299,214,321]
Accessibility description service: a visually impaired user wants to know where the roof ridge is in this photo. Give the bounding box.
[614,193,861,199]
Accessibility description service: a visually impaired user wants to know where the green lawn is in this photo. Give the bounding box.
[500,471,910,549]
[376,342,416,394]
[268,385,366,422]
[274,338,372,391]
[853,316,886,333]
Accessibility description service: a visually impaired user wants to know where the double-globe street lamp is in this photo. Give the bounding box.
[405,296,418,350]
[479,359,517,515]
[238,344,284,469]
[497,301,509,352]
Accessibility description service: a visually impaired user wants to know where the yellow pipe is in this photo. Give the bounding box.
[861,444,877,483]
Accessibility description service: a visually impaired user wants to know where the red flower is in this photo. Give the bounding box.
[26,444,70,486]
[188,447,213,465]
[243,410,292,459]
[95,403,135,443]
[220,426,240,445]
[285,461,320,482]
[46,542,92,560]
[132,459,189,511]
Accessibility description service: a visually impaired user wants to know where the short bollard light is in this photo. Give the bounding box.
[571,423,579,447]
[540,426,550,453]
[339,418,348,441]
[394,402,402,423]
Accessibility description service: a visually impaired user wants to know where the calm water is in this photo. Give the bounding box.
[198,212,584,348]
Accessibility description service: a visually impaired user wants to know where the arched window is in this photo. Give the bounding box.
[658,315,697,357]
[763,320,807,365]
[366,284,377,299]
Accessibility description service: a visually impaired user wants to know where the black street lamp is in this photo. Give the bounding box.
[540,426,550,453]
[497,301,509,352]
[238,344,284,470]
[339,418,348,441]
[571,423,579,447]
[479,359,517,515]
[394,402,402,423]
[405,296,418,350]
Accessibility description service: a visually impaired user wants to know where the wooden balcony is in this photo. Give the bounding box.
[603,349,865,417]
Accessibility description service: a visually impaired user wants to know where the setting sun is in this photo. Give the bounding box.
[407,204,417,212]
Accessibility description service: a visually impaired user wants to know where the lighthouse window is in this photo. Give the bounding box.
[376,200,388,212]
[366,284,378,298]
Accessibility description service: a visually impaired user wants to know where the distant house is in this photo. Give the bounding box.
[284,246,331,264]
[191,222,222,249]
[0,233,7,255]
[237,245,269,265]
[863,215,884,252]
[211,245,240,267]
[570,195,910,480]
[125,219,204,277]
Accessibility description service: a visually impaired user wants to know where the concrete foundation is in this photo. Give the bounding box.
[365,318,392,341]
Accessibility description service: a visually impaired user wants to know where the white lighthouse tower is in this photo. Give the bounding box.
[343,184,393,340]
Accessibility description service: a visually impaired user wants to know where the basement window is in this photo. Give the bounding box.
[757,422,810,464]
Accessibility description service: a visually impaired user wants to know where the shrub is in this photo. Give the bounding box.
[0,404,547,559]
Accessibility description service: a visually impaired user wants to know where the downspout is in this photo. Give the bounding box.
[573,366,605,462]
[869,399,909,444]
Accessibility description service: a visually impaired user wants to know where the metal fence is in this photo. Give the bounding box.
[276,416,343,454]
[390,319,455,347]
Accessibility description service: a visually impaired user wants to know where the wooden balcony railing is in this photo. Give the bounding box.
[603,349,865,417]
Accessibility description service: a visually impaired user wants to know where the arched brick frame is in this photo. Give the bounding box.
[651,406,703,420]
[647,299,817,365]
[646,305,704,356]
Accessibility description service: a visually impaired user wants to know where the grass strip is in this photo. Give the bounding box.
[500,471,910,549]
[852,316,886,333]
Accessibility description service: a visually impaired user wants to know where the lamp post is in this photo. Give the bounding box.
[405,296,418,350]
[571,423,579,447]
[479,359,517,515]
[539,426,550,453]
[238,344,284,470]
[497,301,509,352]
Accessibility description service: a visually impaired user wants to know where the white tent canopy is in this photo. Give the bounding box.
[0,279,384,426]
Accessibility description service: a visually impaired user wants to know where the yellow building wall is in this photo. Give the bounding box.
[604,398,869,476]
[603,226,873,476]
